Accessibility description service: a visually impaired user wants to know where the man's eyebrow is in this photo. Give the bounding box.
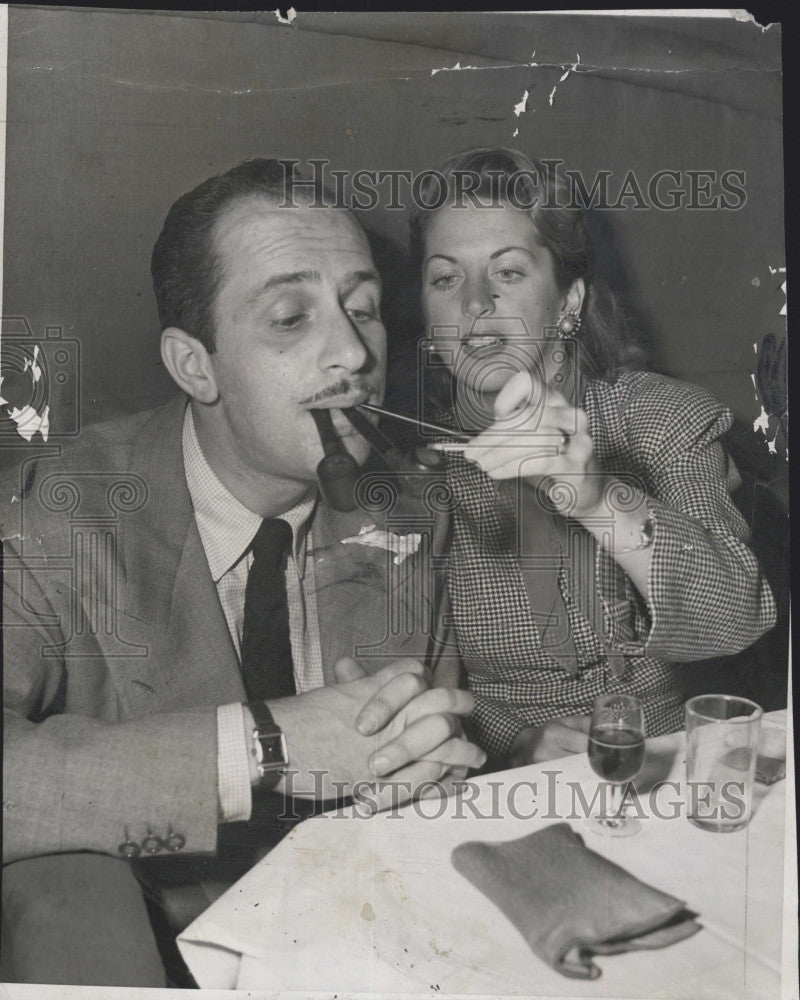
[342,269,382,295]
[247,268,380,304]
[247,270,320,303]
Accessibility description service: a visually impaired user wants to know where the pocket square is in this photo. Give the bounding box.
[340,524,422,565]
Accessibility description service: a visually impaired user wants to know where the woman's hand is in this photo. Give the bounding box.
[506,715,591,767]
[452,370,607,517]
[440,369,655,598]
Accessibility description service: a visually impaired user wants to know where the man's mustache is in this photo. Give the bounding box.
[298,378,371,405]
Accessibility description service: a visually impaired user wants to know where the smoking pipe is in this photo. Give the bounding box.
[309,404,465,512]
[309,408,361,512]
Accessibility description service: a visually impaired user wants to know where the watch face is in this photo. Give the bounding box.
[248,703,289,782]
[256,731,289,774]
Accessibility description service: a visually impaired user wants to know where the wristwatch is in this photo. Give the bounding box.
[247,701,289,788]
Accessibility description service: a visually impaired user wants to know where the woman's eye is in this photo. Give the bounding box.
[348,308,377,323]
[431,274,458,290]
[494,268,523,283]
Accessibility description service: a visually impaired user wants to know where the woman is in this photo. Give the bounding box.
[409,147,776,767]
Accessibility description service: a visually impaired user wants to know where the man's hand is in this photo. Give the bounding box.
[506,715,590,768]
[267,657,485,806]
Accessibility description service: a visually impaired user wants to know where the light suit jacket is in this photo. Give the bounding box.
[2,396,458,864]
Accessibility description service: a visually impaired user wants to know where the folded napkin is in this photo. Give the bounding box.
[451,822,701,979]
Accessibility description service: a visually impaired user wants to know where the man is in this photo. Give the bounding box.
[1,158,482,985]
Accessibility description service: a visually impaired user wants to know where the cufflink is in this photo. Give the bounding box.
[118,827,141,859]
[164,827,186,852]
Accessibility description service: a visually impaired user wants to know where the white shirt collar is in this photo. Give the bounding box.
[182,402,316,582]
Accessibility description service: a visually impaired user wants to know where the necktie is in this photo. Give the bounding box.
[240,518,296,701]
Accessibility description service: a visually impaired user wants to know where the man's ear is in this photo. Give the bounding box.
[160,327,219,403]
[563,277,586,316]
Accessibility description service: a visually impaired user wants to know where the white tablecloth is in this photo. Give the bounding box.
[179,711,795,998]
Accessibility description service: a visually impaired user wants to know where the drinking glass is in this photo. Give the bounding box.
[588,693,646,837]
[685,694,762,832]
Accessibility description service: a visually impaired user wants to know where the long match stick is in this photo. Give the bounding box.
[358,403,472,442]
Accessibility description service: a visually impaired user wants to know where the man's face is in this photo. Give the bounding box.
[205,196,385,492]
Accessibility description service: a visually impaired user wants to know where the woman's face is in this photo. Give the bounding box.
[421,200,583,400]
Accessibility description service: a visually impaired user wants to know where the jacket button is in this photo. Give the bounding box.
[164,829,186,852]
[142,828,164,854]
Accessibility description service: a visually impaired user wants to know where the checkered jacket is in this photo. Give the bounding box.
[444,371,777,760]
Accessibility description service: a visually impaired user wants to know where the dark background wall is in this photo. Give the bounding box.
[1,9,786,500]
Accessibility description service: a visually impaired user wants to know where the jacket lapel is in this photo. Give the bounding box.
[312,490,450,681]
[116,410,456,702]
[111,395,244,715]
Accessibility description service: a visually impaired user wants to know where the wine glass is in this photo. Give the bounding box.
[587,693,646,837]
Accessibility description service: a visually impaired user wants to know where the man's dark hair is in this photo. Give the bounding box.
[151,158,292,353]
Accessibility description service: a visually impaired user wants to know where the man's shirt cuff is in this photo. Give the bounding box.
[217,702,253,822]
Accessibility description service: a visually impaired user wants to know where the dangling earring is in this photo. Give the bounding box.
[557,309,582,338]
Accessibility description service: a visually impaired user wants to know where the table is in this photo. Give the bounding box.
[179,711,795,998]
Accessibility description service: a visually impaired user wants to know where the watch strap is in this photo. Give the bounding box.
[247,701,289,788]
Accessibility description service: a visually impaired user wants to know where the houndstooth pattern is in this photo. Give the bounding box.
[444,370,776,760]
